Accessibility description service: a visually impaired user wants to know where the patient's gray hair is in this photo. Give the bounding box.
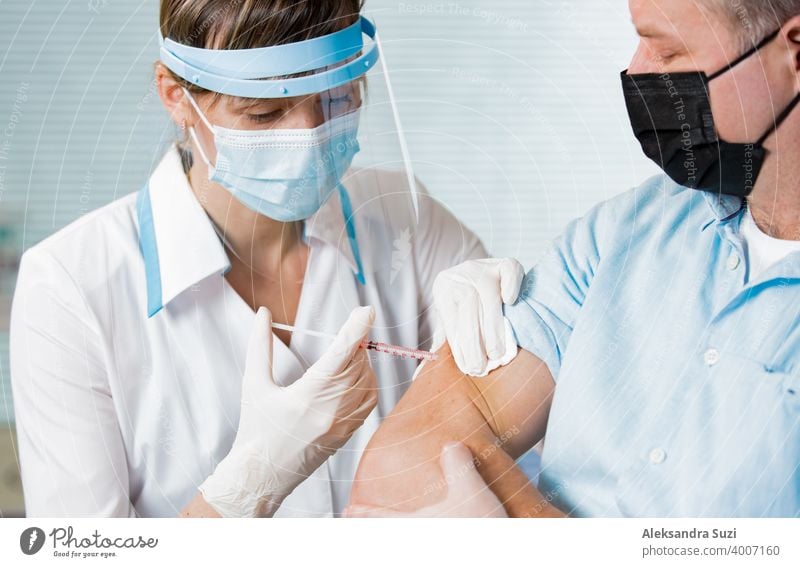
[709,0,800,47]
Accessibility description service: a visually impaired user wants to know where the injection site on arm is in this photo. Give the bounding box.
[349,343,563,517]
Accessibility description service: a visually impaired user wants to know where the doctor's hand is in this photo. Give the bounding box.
[199,305,378,518]
[344,442,508,518]
[432,258,526,376]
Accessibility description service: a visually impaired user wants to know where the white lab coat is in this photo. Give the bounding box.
[9,146,486,517]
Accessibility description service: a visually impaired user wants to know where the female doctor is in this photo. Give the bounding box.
[9,0,485,518]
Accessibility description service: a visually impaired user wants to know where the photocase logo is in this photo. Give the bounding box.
[20,527,45,555]
[17,526,158,559]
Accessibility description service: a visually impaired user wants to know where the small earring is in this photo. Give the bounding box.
[180,120,187,131]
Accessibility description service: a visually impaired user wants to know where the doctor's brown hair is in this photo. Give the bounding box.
[159,0,364,97]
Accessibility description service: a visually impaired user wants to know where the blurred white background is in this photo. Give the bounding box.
[0,0,656,514]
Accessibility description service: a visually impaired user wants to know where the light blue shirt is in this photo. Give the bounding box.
[505,175,800,518]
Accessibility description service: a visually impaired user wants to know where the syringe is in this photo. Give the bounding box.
[271,322,438,362]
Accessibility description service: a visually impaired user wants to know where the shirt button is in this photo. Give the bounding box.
[649,448,667,465]
[727,253,741,271]
[704,348,721,366]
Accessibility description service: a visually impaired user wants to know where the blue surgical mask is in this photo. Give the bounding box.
[183,88,361,221]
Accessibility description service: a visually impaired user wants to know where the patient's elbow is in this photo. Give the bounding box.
[350,399,448,511]
[350,347,481,511]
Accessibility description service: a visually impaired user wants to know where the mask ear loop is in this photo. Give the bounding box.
[181,87,215,168]
[707,28,781,82]
[704,28,800,146]
[756,92,800,146]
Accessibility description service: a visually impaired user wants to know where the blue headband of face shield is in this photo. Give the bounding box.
[158,16,380,99]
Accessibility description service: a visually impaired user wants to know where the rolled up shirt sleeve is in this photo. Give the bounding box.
[504,201,610,381]
[10,247,135,517]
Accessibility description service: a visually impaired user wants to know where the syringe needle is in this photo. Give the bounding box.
[270,323,437,362]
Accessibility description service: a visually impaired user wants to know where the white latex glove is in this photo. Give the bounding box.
[432,258,526,376]
[344,442,507,518]
[199,305,378,518]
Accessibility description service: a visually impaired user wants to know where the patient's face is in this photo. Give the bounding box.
[626,0,790,145]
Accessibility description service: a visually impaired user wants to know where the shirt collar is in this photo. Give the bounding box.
[137,146,356,317]
[700,190,745,231]
[138,146,231,316]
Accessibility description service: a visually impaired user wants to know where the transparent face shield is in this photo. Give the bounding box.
[159,16,419,285]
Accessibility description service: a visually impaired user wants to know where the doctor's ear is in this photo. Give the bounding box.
[154,63,195,129]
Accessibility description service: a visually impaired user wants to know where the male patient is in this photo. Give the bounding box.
[348,0,800,518]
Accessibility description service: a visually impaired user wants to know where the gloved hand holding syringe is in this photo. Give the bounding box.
[271,322,438,362]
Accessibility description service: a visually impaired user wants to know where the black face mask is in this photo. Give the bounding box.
[622,30,800,198]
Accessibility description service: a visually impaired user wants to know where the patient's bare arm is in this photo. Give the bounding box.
[350,343,562,517]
